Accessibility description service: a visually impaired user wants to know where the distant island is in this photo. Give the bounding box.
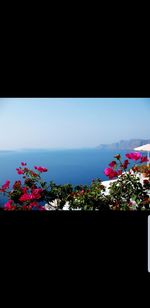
[96,139,150,150]
[0,139,150,152]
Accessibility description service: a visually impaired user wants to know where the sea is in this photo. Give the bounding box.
[0,149,135,206]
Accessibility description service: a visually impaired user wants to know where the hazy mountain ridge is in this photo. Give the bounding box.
[0,139,150,152]
[97,139,150,150]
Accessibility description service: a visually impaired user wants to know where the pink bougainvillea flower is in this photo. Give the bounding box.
[34,166,48,172]
[16,168,24,175]
[22,205,28,210]
[140,156,149,163]
[104,168,118,179]
[104,168,113,176]
[30,193,40,200]
[124,159,129,166]
[125,153,132,159]
[30,201,39,207]
[31,188,43,199]
[2,180,10,190]
[132,152,142,160]
[4,199,13,209]
[32,188,43,194]
[22,187,28,194]
[19,188,43,202]
[109,161,116,168]
[0,180,10,192]
[21,162,27,166]
[104,168,116,177]
[122,159,129,170]
[19,193,28,202]
[107,173,113,179]
[38,206,46,211]
[118,169,122,176]
[41,167,47,172]
[125,152,142,161]
[19,193,33,202]
[109,170,118,179]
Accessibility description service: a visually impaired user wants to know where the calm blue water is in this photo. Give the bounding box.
[0,149,133,206]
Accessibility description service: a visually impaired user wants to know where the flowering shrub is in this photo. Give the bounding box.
[67,179,110,210]
[104,152,150,210]
[0,163,50,210]
[0,152,150,211]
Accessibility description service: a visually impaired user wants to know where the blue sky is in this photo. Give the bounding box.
[0,98,150,150]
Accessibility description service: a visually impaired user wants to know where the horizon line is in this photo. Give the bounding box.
[0,138,149,152]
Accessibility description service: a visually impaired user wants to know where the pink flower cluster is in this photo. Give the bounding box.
[21,162,27,166]
[4,199,16,210]
[104,159,123,179]
[109,161,116,168]
[125,152,148,162]
[0,180,10,192]
[104,152,149,180]
[16,163,48,175]
[104,167,122,179]
[16,168,24,175]
[34,166,48,172]
[140,156,149,163]
[125,152,142,160]
[0,162,48,210]
[19,188,43,202]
